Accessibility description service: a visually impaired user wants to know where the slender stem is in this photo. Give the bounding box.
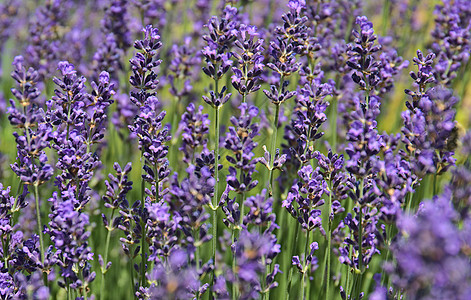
[231,229,237,300]
[381,224,393,286]
[211,104,221,284]
[324,181,333,300]
[194,228,200,272]
[355,205,364,300]
[100,209,116,300]
[433,172,438,196]
[267,103,281,195]
[239,169,246,228]
[34,184,46,285]
[2,233,9,267]
[140,150,147,287]
[301,230,311,300]
[345,245,351,297]
[330,97,337,151]
[286,222,300,299]
[265,262,271,300]
[406,190,412,213]
[129,254,136,299]
[263,265,270,300]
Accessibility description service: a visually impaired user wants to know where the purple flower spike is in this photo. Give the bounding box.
[284,165,327,232]
[143,249,206,299]
[346,16,382,95]
[47,192,95,291]
[8,56,53,186]
[231,24,265,98]
[101,0,131,51]
[178,104,210,164]
[129,25,163,107]
[431,0,471,86]
[390,193,471,299]
[168,38,201,99]
[401,86,457,177]
[231,230,281,298]
[223,103,261,194]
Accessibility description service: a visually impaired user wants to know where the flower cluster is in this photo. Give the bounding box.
[0,2,470,300]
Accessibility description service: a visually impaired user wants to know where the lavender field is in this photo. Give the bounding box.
[0,0,470,299]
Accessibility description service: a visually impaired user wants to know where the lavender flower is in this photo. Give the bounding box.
[8,56,53,186]
[283,165,327,232]
[0,0,19,56]
[129,25,162,107]
[201,14,235,83]
[47,191,95,293]
[401,87,458,177]
[48,61,104,209]
[372,135,415,222]
[1,271,49,300]
[223,104,260,195]
[143,249,206,299]
[101,162,133,273]
[431,0,471,86]
[404,50,436,107]
[101,0,131,51]
[84,71,115,152]
[447,131,471,218]
[0,183,28,269]
[92,33,123,85]
[243,189,276,229]
[231,230,281,299]
[168,38,201,100]
[129,96,171,197]
[231,25,265,100]
[346,16,382,98]
[145,200,180,262]
[168,164,213,256]
[291,242,319,276]
[132,0,167,30]
[178,103,210,164]
[25,0,70,79]
[283,80,333,171]
[390,194,471,299]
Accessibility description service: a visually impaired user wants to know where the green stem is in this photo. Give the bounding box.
[100,209,116,300]
[239,170,246,228]
[211,75,221,291]
[286,222,300,299]
[194,228,200,272]
[140,150,147,287]
[129,255,136,299]
[433,172,438,196]
[267,103,281,195]
[406,190,414,213]
[212,107,220,233]
[301,230,311,300]
[381,224,393,287]
[330,97,337,151]
[345,245,352,297]
[231,229,237,300]
[355,205,364,300]
[34,184,46,286]
[324,181,333,299]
